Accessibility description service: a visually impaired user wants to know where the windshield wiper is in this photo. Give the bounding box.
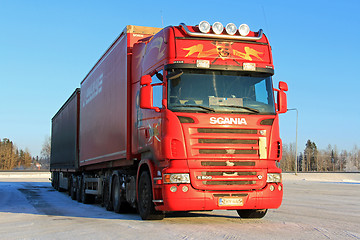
[218,105,260,113]
[171,105,215,112]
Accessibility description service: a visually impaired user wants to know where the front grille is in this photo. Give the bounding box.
[198,128,257,134]
[199,149,257,155]
[199,139,257,144]
[188,127,261,158]
[213,193,248,197]
[192,169,263,190]
[201,161,255,166]
[186,126,268,190]
[203,180,256,185]
[202,171,256,176]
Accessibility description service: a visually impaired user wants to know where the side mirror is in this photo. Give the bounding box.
[279,81,288,91]
[140,75,152,85]
[275,81,288,114]
[140,75,160,112]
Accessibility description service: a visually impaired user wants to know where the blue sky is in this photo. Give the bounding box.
[1,0,359,157]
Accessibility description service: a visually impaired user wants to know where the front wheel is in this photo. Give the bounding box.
[137,171,164,220]
[237,209,267,219]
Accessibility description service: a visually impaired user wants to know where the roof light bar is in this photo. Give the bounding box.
[239,24,250,36]
[212,22,224,34]
[225,23,237,35]
[186,22,263,41]
[199,20,211,33]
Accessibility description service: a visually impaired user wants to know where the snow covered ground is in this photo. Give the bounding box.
[0,172,359,239]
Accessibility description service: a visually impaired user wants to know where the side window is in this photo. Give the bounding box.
[152,70,163,108]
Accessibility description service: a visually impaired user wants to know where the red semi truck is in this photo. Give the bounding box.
[50,22,288,220]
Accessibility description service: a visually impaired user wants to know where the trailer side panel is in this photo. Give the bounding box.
[50,89,80,170]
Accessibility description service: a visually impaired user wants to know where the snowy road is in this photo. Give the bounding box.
[0,173,359,240]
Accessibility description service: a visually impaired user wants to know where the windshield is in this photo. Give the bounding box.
[167,69,276,114]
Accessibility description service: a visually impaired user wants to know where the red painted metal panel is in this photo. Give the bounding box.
[79,26,162,168]
[80,32,129,166]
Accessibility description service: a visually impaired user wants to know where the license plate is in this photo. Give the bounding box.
[218,197,244,207]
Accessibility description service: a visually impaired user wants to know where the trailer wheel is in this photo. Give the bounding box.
[137,171,164,220]
[53,172,59,190]
[103,178,113,211]
[237,209,268,219]
[70,176,77,200]
[112,175,128,213]
[76,176,82,202]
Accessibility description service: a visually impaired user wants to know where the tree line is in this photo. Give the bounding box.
[0,137,50,170]
[2,137,359,172]
[281,139,360,172]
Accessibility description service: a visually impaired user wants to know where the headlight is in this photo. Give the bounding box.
[164,173,190,184]
[199,20,211,33]
[225,23,237,35]
[212,22,224,34]
[239,24,250,36]
[267,173,282,183]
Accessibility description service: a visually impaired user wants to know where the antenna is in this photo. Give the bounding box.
[161,10,164,28]
[261,5,270,36]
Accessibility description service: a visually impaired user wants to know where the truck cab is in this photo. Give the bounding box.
[134,22,288,219]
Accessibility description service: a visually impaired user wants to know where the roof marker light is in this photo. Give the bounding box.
[212,22,224,34]
[225,23,237,35]
[239,24,250,36]
[199,21,211,33]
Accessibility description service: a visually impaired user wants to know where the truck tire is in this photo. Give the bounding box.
[103,179,113,211]
[112,175,122,212]
[112,175,129,213]
[137,171,164,220]
[237,209,268,219]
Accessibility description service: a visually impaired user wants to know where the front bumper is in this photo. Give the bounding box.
[155,182,283,212]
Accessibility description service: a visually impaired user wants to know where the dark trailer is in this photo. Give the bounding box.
[50,88,80,190]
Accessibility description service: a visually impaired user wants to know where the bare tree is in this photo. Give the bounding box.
[281,143,296,171]
[345,145,360,172]
[40,136,51,169]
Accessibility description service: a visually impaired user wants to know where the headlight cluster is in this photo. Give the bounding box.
[163,173,190,184]
[267,173,282,183]
[199,21,251,36]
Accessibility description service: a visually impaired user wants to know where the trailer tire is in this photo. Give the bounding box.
[76,176,82,203]
[112,175,128,213]
[137,171,164,220]
[103,179,113,211]
[53,172,59,190]
[237,209,267,219]
[70,176,77,200]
